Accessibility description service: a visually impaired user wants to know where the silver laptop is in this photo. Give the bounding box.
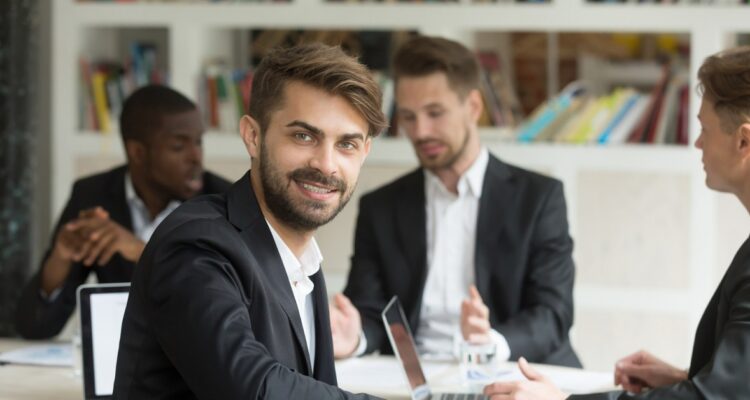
[381,296,488,400]
[77,283,130,400]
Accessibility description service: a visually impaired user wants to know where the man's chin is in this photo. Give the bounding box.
[287,203,345,230]
[175,188,199,201]
[186,179,204,194]
[419,158,447,171]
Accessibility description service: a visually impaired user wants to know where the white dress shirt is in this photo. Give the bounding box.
[266,221,322,370]
[125,173,181,243]
[417,148,510,361]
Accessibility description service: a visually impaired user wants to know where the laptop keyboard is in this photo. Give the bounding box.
[434,394,489,400]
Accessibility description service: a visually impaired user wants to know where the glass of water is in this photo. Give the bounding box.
[71,332,83,377]
[459,341,498,390]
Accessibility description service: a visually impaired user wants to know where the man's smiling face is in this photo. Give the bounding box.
[253,80,371,232]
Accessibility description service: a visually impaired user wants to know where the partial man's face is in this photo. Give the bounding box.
[143,109,205,200]
[695,99,742,193]
[253,81,371,232]
[395,72,479,172]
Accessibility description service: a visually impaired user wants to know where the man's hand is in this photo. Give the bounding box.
[51,220,88,262]
[614,350,687,393]
[483,357,568,400]
[461,285,491,344]
[68,207,145,266]
[329,293,362,359]
[42,206,144,295]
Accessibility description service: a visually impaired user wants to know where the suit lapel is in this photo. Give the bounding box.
[396,169,428,327]
[227,171,313,375]
[475,156,513,302]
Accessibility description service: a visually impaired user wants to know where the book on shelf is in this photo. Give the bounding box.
[632,64,670,143]
[199,63,253,133]
[516,81,585,142]
[78,41,167,133]
[674,84,690,145]
[372,71,400,137]
[476,51,524,129]
[597,91,644,144]
[652,72,688,144]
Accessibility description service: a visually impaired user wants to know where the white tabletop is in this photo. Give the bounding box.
[0,338,615,400]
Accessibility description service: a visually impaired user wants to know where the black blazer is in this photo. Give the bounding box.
[344,154,581,367]
[15,165,231,339]
[113,171,375,400]
[572,235,750,399]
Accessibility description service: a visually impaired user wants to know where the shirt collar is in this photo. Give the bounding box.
[424,147,489,199]
[125,172,181,223]
[265,220,322,296]
[124,172,141,208]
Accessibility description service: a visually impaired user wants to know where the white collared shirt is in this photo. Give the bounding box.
[266,221,322,370]
[125,173,181,242]
[417,148,510,361]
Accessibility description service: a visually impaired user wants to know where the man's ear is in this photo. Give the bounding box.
[124,140,146,167]
[240,115,262,159]
[738,123,750,160]
[466,89,484,123]
[362,136,372,165]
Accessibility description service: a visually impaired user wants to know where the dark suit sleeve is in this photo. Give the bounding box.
[143,222,376,400]
[344,195,390,355]
[15,182,94,339]
[496,181,576,364]
[203,170,232,194]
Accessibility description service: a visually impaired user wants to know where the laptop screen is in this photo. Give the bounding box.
[78,283,130,399]
[381,296,430,397]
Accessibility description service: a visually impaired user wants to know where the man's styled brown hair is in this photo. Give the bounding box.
[392,35,480,98]
[698,46,750,132]
[248,43,387,138]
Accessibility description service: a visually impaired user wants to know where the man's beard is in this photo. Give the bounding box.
[259,144,352,232]
[417,125,471,171]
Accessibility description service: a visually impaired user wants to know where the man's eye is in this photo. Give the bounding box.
[295,132,313,142]
[339,141,356,150]
[428,111,444,118]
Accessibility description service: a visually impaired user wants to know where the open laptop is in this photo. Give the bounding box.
[77,283,130,400]
[382,296,488,400]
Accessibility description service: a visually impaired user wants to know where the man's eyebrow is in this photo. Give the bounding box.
[287,120,365,141]
[167,133,194,139]
[286,120,323,136]
[339,132,366,142]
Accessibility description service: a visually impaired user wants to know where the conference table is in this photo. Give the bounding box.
[0,338,615,399]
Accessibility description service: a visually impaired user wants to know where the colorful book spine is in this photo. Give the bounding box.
[91,71,111,133]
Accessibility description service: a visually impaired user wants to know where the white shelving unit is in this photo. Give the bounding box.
[51,0,750,370]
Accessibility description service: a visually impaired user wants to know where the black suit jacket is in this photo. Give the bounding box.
[572,235,750,399]
[113,171,376,400]
[344,154,581,367]
[15,165,231,339]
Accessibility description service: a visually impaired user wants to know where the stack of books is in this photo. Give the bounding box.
[79,41,166,133]
[515,65,689,145]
